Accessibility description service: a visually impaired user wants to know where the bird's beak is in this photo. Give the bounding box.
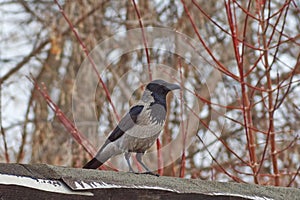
[167,82,181,91]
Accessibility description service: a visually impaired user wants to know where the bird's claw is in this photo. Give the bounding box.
[134,171,160,177]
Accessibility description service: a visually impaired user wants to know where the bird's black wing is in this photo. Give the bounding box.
[84,105,144,169]
[107,105,144,143]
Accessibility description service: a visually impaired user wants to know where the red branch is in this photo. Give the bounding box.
[131,0,152,81]
[53,0,120,122]
[29,77,96,157]
[195,132,244,183]
[156,138,163,175]
[0,126,9,163]
[131,0,163,174]
[178,58,186,178]
[182,0,239,81]
[29,77,120,171]
[225,0,258,183]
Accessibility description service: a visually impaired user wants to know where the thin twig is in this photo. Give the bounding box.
[259,0,280,185]
[287,165,300,187]
[28,76,120,170]
[181,0,238,81]
[225,0,258,183]
[0,1,106,84]
[29,76,96,156]
[53,0,120,122]
[195,133,244,183]
[131,0,152,81]
[0,83,9,163]
[178,58,186,178]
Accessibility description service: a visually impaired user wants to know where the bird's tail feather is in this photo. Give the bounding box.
[83,158,103,169]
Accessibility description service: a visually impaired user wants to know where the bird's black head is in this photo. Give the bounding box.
[144,79,180,123]
[145,79,180,107]
[146,79,180,96]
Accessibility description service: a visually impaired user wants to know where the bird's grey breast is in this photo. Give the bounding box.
[117,102,166,151]
[147,103,166,125]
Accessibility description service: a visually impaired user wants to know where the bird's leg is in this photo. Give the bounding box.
[124,152,135,173]
[136,153,159,176]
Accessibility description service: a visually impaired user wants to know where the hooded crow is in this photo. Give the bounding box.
[83,79,180,175]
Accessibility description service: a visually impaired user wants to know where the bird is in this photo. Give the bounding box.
[83,79,180,175]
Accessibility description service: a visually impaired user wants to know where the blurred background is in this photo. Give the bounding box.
[0,0,299,187]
